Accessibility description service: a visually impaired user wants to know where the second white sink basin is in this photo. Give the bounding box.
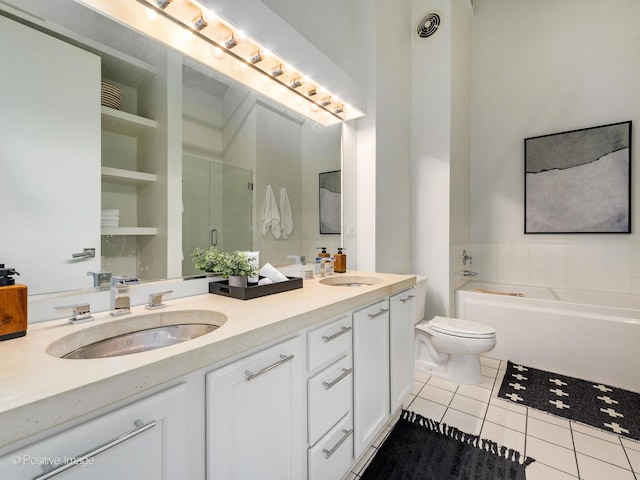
[48,310,227,360]
[319,275,384,287]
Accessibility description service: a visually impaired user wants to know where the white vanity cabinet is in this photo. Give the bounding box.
[306,316,354,480]
[0,384,187,479]
[352,299,391,458]
[205,336,304,480]
[390,288,416,412]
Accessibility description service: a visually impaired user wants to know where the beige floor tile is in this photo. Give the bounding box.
[427,375,459,392]
[571,422,620,444]
[408,396,447,422]
[485,404,526,432]
[576,453,635,480]
[625,446,640,473]
[489,395,528,415]
[528,408,571,428]
[457,383,492,403]
[527,416,573,449]
[525,460,578,480]
[442,408,483,435]
[449,393,489,418]
[480,420,526,452]
[417,384,455,406]
[525,436,578,477]
[572,431,629,468]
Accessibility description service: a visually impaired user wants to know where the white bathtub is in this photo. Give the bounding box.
[455,281,640,392]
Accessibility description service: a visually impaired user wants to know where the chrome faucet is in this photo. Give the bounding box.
[110,276,140,316]
[320,259,334,277]
[87,270,111,288]
[461,270,478,277]
[145,290,174,310]
[55,303,93,324]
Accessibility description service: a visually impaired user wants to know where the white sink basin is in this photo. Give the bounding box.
[48,310,227,359]
[319,275,384,287]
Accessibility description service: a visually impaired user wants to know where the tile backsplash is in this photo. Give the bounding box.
[453,243,640,294]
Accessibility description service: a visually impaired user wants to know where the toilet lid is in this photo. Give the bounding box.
[428,316,495,339]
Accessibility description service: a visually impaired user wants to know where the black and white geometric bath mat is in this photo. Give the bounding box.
[498,361,640,442]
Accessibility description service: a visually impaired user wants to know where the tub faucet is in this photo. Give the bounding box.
[461,270,478,277]
[110,276,140,316]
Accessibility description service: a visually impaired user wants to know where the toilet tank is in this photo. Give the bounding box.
[414,275,428,324]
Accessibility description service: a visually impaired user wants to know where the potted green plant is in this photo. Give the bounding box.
[191,247,257,288]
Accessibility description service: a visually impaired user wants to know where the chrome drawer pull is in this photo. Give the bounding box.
[245,354,294,381]
[367,308,389,319]
[322,428,353,459]
[322,367,353,390]
[400,294,415,303]
[321,326,352,342]
[34,419,156,479]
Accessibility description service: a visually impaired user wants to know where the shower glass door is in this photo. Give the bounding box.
[182,155,253,276]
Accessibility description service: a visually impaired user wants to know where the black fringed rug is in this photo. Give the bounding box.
[498,361,640,441]
[360,410,534,480]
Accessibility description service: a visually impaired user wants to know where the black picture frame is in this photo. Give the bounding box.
[319,170,341,234]
[524,121,632,234]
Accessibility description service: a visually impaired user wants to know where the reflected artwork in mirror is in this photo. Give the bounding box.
[0,0,343,296]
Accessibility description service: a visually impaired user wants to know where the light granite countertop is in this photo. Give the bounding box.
[0,271,415,450]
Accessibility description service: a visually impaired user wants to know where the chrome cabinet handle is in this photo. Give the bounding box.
[245,354,294,381]
[210,228,218,246]
[367,308,389,319]
[71,248,95,259]
[322,428,353,459]
[34,419,156,479]
[322,368,353,390]
[321,326,352,342]
[400,294,415,303]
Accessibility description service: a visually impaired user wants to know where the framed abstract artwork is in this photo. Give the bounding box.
[524,121,632,233]
[319,170,341,234]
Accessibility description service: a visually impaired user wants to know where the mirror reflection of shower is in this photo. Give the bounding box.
[182,156,253,276]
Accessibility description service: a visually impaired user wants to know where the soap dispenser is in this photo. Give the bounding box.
[333,248,347,273]
[0,264,27,341]
[316,247,330,258]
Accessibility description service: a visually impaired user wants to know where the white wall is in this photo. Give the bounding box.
[469,0,640,293]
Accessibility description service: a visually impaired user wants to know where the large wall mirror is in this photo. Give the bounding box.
[0,0,343,296]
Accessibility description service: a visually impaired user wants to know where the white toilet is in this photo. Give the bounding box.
[413,277,496,384]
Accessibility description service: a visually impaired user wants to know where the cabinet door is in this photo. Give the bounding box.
[206,337,303,480]
[0,16,101,294]
[390,288,416,412]
[0,384,187,479]
[353,299,390,458]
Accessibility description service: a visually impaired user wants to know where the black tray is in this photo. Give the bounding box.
[208,276,303,300]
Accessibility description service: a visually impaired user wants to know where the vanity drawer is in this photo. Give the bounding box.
[308,414,353,480]
[308,355,353,445]
[307,315,352,372]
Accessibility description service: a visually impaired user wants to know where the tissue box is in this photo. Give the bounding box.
[209,276,303,300]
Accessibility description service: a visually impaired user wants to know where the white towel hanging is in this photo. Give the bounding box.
[279,188,294,239]
[261,185,281,239]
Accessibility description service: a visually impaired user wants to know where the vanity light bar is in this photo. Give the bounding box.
[137,0,362,125]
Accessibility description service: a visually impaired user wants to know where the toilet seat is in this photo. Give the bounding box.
[424,316,495,339]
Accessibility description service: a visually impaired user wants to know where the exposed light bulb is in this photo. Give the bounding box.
[146,9,159,21]
[212,46,225,59]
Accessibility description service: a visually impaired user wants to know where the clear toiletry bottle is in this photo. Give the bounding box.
[333,248,347,273]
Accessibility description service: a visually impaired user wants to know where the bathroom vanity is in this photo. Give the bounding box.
[0,272,415,479]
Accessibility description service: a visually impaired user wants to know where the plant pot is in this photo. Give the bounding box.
[228,275,248,288]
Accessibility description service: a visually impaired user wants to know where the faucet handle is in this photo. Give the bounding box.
[55,303,94,325]
[111,275,140,286]
[287,255,306,265]
[145,290,174,310]
[87,270,111,288]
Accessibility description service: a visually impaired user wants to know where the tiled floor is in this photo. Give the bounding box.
[344,357,640,480]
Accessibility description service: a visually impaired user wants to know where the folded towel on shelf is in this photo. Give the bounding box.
[261,185,281,239]
[101,220,119,227]
[101,209,120,217]
[259,263,289,283]
[279,188,294,239]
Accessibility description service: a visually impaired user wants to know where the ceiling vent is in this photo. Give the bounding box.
[415,11,442,40]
